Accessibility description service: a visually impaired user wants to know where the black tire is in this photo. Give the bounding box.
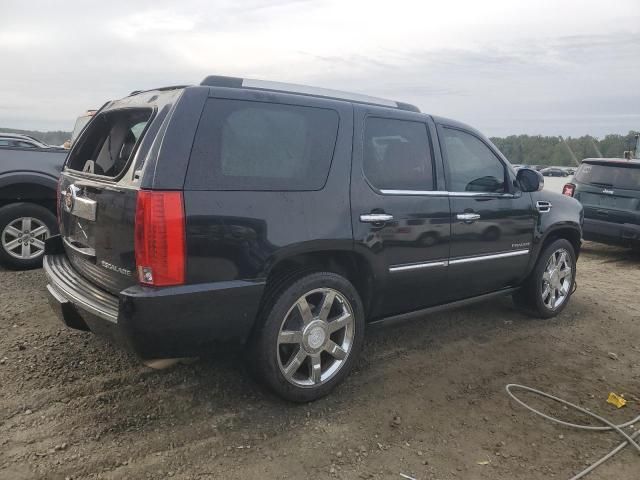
[513,238,576,318]
[0,203,57,270]
[249,271,365,402]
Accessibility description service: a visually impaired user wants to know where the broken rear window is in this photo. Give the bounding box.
[67,108,152,178]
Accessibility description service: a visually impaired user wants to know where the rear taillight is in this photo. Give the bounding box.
[135,190,186,286]
[562,183,576,197]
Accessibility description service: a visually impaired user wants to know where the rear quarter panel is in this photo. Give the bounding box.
[182,89,354,284]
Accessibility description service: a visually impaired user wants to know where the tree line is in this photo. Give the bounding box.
[2,127,638,166]
[490,131,639,166]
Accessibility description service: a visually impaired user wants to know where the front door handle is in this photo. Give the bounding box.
[456,212,481,223]
[360,213,394,223]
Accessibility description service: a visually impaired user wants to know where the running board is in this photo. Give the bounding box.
[369,287,519,329]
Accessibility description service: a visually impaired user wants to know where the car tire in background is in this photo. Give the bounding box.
[0,203,57,270]
[513,238,576,319]
[249,271,365,402]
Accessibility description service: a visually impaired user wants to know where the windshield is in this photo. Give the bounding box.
[575,163,640,191]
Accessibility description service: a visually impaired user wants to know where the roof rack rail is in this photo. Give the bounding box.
[199,75,420,113]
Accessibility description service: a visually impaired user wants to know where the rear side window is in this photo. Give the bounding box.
[575,163,640,191]
[363,117,434,191]
[67,108,152,178]
[187,99,339,190]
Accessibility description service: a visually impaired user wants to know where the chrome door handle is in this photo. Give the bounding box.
[456,213,481,222]
[360,213,394,223]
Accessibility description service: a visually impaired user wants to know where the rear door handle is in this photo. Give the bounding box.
[360,213,394,223]
[456,213,481,223]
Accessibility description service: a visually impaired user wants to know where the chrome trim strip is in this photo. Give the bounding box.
[379,189,515,198]
[449,192,516,198]
[389,249,529,272]
[449,249,530,265]
[380,189,449,196]
[389,260,448,272]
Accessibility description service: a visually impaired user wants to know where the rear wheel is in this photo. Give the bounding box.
[513,238,576,318]
[0,203,57,270]
[250,271,365,402]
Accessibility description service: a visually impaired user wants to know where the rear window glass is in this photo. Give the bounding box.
[187,99,339,190]
[67,108,151,178]
[576,163,640,191]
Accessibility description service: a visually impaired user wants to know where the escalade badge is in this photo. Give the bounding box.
[100,260,132,277]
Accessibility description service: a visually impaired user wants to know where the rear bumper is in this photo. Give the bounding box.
[43,252,265,358]
[582,217,640,246]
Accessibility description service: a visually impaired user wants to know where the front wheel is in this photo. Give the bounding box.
[249,272,365,402]
[513,238,576,318]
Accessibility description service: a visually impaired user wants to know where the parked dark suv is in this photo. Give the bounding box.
[563,158,640,248]
[44,76,583,401]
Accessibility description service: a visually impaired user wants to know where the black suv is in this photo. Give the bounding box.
[563,158,640,248]
[44,76,583,401]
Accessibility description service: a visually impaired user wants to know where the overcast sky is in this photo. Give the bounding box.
[1,0,638,137]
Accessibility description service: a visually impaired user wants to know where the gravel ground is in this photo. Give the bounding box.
[1,242,639,480]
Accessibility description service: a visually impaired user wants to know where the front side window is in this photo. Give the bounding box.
[363,117,434,191]
[441,128,506,193]
[187,99,339,190]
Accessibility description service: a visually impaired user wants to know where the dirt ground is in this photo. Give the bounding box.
[1,242,639,480]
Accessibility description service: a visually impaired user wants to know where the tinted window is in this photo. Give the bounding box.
[16,141,36,148]
[575,163,640,191]
[441,128,506,193]
[363,117,433,191]
[188,99,339,190]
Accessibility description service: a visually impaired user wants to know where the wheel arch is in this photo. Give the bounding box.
[0,173,59,212]
[539,225,581,259]
[526,224,581,279]
[263,245,375,318]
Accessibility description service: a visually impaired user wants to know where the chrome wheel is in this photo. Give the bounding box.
[1,217,49,260]
[277,288,355,387]
[541,248,573,310]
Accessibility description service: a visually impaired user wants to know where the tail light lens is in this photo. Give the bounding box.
[562,183,576,197]
[135,190,186,286]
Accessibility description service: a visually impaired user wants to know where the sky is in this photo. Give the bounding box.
[0,0,639,137]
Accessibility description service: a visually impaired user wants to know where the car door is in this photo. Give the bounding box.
[438,124,535,300]
[351,107,451,318]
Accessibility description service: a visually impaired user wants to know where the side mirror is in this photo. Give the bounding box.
[516,168,544,192]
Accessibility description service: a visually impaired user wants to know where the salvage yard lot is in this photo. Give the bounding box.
[1,242,639,480]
